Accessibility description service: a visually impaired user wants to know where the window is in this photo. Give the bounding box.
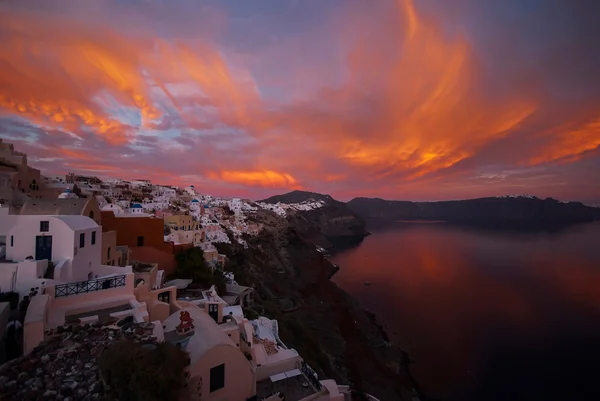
[209,364,225,392]
[79,233,85,248]
[137,236,144,247]
[10,235,13,247]
[107,247,111,259]
[89,210,94,220]
[91,231,96,245]
[40,221,49,232]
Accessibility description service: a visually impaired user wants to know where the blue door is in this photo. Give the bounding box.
[208,303,219,323]
[35,235,52,261]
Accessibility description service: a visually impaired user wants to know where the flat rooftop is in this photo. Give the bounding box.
[133,263,155,272]
[256,372,320,400]
[65,303,132,324]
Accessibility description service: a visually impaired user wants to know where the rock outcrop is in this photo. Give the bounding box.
[219,209,413,401]
[0,317,157,401]
[260,190,369,249]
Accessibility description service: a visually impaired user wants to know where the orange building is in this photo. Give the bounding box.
[100,211,192,275]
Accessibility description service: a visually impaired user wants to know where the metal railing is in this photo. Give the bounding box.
[301,361,322,391]
[55,275,127,298]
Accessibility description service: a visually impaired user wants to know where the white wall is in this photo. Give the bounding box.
[5,215,102,283]
[24,294,50,355]
[71,226,102,282]
[0,258,47,295]
[0,207,16,236]
[0,262,17,294]
[6,216,74,262]
[101,204,124,215]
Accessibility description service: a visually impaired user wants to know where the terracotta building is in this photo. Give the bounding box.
[101,211,192,275]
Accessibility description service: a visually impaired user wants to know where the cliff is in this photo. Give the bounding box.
[260,190,369,249]
[217,209,413,401]
[347,196,600,227]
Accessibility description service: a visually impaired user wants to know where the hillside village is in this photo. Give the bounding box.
[0,138,380,401]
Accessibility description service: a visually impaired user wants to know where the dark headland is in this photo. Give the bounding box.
[248,190,600,399]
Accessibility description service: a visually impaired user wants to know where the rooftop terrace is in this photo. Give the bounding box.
[256,370,321,401]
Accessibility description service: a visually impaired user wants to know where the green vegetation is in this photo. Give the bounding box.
[172,247,227,294]
[223,259,251,287]
[250,294,335,380]
[99,340,190,401]
[0,291,19,310]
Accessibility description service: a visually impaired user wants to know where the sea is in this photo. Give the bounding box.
[330,220,600,401]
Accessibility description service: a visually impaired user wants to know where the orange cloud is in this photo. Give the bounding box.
[1,0,599,199]
[210,170,301,189]
[264,0,536,183]
[530,116,600,165]
[0,8,259,144]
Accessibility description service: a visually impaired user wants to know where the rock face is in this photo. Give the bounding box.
[347,196,600,227]
[261,190,369,249]
[220,209,412,401]
[0,318,157,401]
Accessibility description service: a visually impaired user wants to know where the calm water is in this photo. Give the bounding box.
[331,221,600,401]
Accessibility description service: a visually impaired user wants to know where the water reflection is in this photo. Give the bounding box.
[331,222,600,400]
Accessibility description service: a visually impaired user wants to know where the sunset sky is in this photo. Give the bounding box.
[1,0,599,202]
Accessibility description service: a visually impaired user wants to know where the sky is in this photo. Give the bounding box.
[0,0,599,202]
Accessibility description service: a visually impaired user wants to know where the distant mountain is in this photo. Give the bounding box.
[260,190,335,205]
[347,196,600,226]
[260,190,369,248]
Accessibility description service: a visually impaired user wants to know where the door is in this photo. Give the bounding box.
[158,291,170,304]
[208,303,219,322]
[35,235,52,261]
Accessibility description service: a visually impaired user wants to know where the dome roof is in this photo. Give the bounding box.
[191,199,199,203]
[131,203,143,209]
[163,307,236,365]
[63,188,72,193]
[190,185,195,188]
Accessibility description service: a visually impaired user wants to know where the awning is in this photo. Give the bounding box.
[163,278,193,290]
[270,373,287,383]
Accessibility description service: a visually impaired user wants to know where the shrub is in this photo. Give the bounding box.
[99,340,190,401]
[0,292,19,310]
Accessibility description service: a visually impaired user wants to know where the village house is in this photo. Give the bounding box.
[100,203,124,215]
[3,208,105,284]
[0,138,41,198]
[163,307,256,401]
[100,210,192,275]
[165,229,205,246]
[164,214,198,231]
[19,197,102,226]
[223,283,254,309]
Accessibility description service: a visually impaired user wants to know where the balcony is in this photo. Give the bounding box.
[54,275,127,298]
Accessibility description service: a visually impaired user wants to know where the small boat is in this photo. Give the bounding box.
[364,281,372,286]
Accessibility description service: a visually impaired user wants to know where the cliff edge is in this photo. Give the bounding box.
[260,190,369,249]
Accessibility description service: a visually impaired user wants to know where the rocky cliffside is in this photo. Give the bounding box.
[261,190,369,249]
[347,196,600,227]
[218,209,414,400]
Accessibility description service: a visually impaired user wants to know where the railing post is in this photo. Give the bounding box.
[54,274,127,298]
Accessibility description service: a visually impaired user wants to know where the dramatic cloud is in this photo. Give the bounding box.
[0,0,599,201]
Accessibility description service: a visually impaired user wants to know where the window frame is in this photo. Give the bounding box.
[40,221,50,232]
[209,364,225,393]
